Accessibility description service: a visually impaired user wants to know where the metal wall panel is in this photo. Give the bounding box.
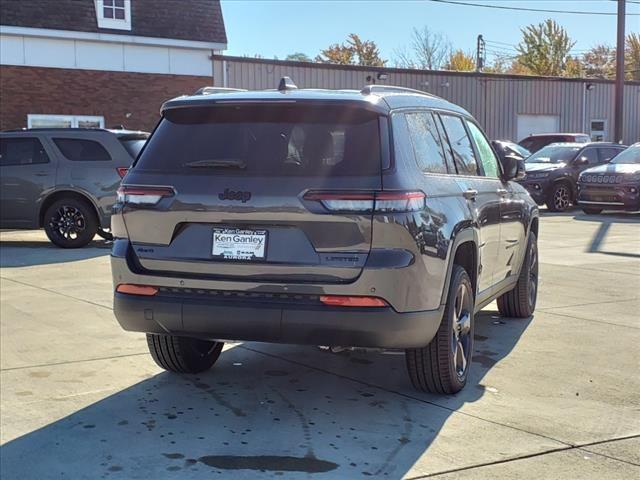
[213,57,640,145]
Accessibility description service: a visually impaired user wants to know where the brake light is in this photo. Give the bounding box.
[304,190,425,213]
[116,284,159,296]
[116,167,129,179]
[320,295,388,307]
[116,185,174,205]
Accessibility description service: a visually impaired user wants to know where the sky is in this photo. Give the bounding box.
[220,0,640,65]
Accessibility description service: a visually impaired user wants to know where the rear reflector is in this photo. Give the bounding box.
[304,190,425,213]
[117,185,174,205]
[320,295,388,307]
[116,284,159,296]
[116,167,129,179]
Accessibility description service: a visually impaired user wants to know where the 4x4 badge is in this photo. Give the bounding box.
[218,188,252,203]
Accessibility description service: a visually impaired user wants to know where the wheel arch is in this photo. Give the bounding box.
[440,228,479,306]
[39,189,101,228]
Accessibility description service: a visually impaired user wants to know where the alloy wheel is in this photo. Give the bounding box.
[451,283,473,378]
[553,185,571,211]
[528,243,538,308]
[49,205,86,241]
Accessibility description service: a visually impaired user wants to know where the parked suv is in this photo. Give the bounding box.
[0,128,149,247]
[577,143,640,214]
[520,142,626,211]
[518,133,590,154]
[111,81,539,394]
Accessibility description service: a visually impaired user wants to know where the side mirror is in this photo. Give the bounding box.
[500,154,525,181]
[574,156,589,166]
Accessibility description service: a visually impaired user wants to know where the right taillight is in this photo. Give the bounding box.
[303,190,425,213]
[116,185,175,206]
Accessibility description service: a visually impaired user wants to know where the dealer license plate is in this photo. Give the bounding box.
[212,228,267,261]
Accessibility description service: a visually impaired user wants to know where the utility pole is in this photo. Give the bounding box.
[476,34,486,72]
[614,0,625,143]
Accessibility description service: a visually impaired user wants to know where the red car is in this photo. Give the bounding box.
[519,133,590,154]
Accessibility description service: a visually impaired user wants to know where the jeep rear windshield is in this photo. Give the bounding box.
[134,105,382,176]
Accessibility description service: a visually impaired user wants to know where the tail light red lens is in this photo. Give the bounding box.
[116,167,129,179]
[116,284,159,296]
[304,190,425,213]
[320,295,388,307]
[116,185,174,205]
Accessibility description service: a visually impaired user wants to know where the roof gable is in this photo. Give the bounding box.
[0,0,227,44]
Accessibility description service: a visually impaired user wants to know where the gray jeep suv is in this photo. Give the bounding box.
[0,128,149,247]
[111,80,539,394]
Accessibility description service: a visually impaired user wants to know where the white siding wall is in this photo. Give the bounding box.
[0,33,212,76]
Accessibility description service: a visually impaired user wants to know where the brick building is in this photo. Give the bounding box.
[0,0,227,131]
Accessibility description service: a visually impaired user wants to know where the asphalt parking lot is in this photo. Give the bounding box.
[0,211,639,479]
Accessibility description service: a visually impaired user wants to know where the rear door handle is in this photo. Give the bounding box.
[463,189,478,201]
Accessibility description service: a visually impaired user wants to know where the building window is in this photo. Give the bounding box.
[27,115,105,129]
[103,0,126,19]
[95,0,131,30]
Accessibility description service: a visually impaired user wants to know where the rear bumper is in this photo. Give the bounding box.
[113,292,443,349]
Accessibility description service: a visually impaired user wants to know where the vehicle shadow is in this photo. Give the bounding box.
[0,310,532,479]
[0,239,111,268]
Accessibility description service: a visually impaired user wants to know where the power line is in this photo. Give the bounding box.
[426,0,640,16]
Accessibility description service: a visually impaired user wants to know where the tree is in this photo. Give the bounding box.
[626,33,640,81]
[347,34,386,67]
[582,45,616,79]
[394,27,451,70]
[285,52,312,63]
[563,55,584,78]
[516,19,576,76]
[316,34,385,66]
[444,50,476,71]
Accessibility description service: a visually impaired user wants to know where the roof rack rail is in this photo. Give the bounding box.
[360,85,436,97]
[193,86,248,95]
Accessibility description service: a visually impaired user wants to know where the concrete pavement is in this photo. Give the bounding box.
[0,211,639,479]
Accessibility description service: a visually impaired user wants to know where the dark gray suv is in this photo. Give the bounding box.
[111,81,539,394]
[0,128,149,247]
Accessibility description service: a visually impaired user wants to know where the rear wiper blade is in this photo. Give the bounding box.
[183,159,246,169]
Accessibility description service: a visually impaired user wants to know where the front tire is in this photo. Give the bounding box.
[546,182,573,212]
[147,334,223,373]
[43,198,98,248]
[497,232,538,318]
[405,265,474,394]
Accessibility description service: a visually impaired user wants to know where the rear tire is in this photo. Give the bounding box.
[582,208,603,215]
[146,334,223,374]
[546,182,573,212]
[43,197,98,248]
[497,232,538,318]
[405,265,474,394]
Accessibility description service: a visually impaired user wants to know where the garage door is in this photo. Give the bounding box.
[517,114,560,142]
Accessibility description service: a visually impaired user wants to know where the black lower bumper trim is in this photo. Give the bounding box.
[114,293,443,349]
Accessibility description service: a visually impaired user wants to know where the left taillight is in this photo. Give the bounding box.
[116,185,175,206]
[116,167,129,179]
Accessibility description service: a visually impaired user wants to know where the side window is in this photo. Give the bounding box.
[53,138,112,161]
[466,120,500,178]
[0,137,49,166]
[579,148,599,165]
[405,112,449,174]
[439,115,479,176]
[598,148,621,163]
